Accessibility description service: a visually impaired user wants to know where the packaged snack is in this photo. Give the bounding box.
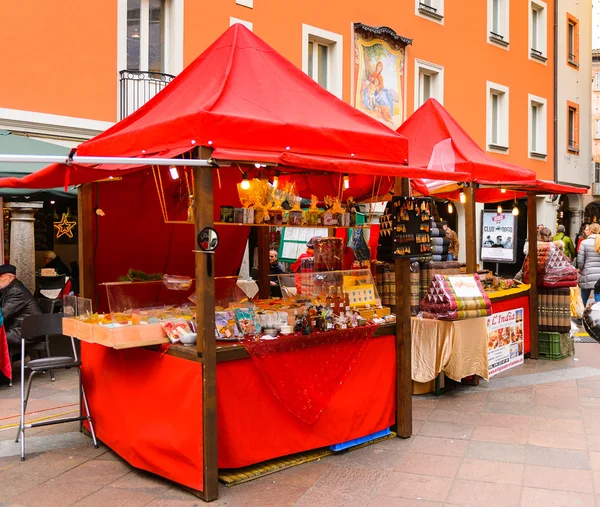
[161,319,193,343]
[162,274,192,291]
[220,206,234,223]
[234,307,261,336]
[233,208,244,223]
[215,310,242,340]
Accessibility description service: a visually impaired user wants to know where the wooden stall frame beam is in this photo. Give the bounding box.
[393,177,412,438]
[527,193,539,359]
[257,226,271,299]
[78,184,96,304]
[465,183,477,274]
[193,148,219,502]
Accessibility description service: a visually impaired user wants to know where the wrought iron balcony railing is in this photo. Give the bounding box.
[119,70,175,120]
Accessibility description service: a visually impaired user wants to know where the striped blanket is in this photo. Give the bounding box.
[420,274,491,320]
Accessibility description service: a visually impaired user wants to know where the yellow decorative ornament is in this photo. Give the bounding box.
[54,213,76,239]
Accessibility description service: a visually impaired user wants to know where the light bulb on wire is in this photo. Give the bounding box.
[500,188,506,194]
[240,173,251,190]
[273,170,280,189]
[343,174,350,190]
[512,205,519,216]
[459,190,466,204]
[497,205,503,214]
[447,202,453,214]
[169,166,179,180]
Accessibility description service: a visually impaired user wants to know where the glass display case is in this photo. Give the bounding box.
[276,269,380,306]
[62,276,250,349]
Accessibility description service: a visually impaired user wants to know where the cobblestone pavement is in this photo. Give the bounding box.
[2,344,600,506]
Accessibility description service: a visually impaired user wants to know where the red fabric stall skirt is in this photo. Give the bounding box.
[81,334,396,488]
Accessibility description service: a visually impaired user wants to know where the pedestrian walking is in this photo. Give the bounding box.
[576,223,590,253]
[553,225,575,260]
[577,223,600,306]
[442,222,459,261]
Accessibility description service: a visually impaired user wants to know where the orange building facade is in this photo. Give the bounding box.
[0,0,555,178]
[3,0,577,266]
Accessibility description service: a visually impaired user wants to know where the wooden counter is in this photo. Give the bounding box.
[162,323,397,363]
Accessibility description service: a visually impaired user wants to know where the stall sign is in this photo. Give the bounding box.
[480,211,517,264]
[487,308,524,377]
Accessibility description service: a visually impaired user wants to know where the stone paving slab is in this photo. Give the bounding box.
[1,344,600,506]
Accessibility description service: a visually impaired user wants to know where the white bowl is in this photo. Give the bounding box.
[180,332,197,346]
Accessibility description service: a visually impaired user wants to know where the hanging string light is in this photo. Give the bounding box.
[273,170,280,189]
[500,188,507,194]
[240,173,251,190]
[447,201,453,213]
[497,205,503,214]
[169,165,179,180]
[343,174,350,190]
[459,189,466,204]
[512,198,519,216]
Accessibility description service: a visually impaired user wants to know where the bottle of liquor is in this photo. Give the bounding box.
[333,288,341,315]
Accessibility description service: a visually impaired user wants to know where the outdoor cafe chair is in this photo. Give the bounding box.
[15,313,98,461]
[35,274,66,313]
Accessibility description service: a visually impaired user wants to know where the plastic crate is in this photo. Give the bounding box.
[538,332,574,360]
[330,427,391,452]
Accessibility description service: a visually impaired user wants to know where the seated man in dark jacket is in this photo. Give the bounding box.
[0,264,42,355]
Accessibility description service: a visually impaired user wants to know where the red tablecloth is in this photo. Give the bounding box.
[243,325,378,424]
[0,326,11,380]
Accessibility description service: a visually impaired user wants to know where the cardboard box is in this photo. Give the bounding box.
[412,374,445,395]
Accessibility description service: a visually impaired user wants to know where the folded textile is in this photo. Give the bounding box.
[431,227,442,237]
[421,309,491,320]
[420,274,491,320]
[431,237,450,246]
[432,245,448,255]
[432,255,449,261]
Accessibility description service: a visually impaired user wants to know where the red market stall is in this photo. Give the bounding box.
[0,26,473,501]
[397,98,587,364]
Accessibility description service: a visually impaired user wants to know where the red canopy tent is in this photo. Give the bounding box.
[0,26,470,194]
[398,98,537,192]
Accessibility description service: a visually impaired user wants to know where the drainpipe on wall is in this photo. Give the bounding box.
[554,0,559,183]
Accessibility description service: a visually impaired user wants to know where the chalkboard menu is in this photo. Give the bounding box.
[390,197,432,258]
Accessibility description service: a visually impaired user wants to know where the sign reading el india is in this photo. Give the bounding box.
[487,308,524,377]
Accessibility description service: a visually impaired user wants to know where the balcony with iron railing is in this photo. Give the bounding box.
[119,70,175,120]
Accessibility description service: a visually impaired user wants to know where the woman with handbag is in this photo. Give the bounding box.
[577,223,600,305]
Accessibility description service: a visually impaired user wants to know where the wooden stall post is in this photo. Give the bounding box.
[257,226,270,299]
[465,183,477,274]
[78,184,95,304]
[193,159,218,501]
[394,177,412,438]
[395,256,412,437]
[527,193,539,359]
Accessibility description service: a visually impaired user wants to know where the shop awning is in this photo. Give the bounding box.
[0,25,472,193]
[431,180,588,204]
[398,99,538,191]
[0,131,75,198]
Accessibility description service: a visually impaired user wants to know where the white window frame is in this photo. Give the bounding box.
[235,0,253,7]
[529,0,548,63]
[301,24,343,99]
[528,94,547,159]
[486,81,509,153]
[230,17,253,30]
[487,0,510,48]
[594,72,600,91]
[595,119,600,140]
[414,59,444,109]
[117,0,184,119]
[415,0,444,24]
